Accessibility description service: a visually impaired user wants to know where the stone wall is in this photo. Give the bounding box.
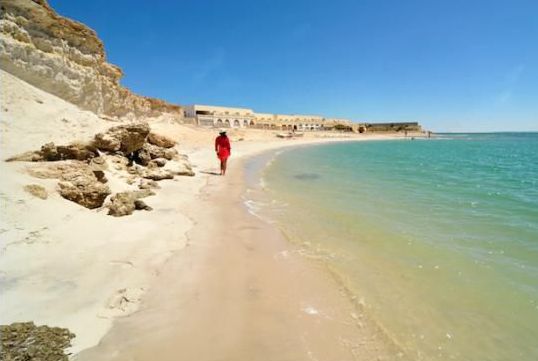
[0,0,184,120]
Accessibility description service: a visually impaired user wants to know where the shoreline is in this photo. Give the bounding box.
[0,75,409,356]
[74,133,405,360]
[0,74,407,359]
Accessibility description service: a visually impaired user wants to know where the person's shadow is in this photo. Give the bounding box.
[199,170,221,176]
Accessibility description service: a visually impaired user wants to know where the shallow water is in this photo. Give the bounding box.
[247,133,538,361]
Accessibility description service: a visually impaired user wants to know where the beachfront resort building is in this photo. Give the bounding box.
[185,104,421,133]
[185,104,332,130]
[184,104,255,128]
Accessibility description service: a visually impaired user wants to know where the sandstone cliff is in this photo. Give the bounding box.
[0,0,184,120]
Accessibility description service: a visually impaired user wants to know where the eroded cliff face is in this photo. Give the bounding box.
[0,0,183,120]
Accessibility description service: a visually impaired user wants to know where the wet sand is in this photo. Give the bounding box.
[75,150,401,361]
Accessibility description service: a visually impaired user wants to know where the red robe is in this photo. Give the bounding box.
[215,135,231,160]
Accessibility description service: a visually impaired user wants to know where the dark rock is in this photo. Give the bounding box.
[136,148,152,166]
[134,199,152,211]
[41,142,59,160]
[93,170,107,183]
[0,322,75,361]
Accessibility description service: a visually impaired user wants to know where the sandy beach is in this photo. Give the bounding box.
[3,1,537,360]
[1,68,406,359]
[0,2,419,358]
[74,135,404,361]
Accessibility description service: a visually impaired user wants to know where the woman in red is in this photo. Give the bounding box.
[215,129,231,175]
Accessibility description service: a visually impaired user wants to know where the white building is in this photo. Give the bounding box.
[184,104,254,128]
[253,113,276,128]
[291,114,324,131]
[185,104,358,131]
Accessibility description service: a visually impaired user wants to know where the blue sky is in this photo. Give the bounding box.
[49,0,537,132]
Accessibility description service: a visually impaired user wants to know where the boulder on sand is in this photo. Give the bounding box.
[147,132,176,148]
[140,168,175,181]
[141,143,179,161]
[134,199,152,211]
[7,142,98,162]
[139,179,160,190]
[93,123,150,153]
[58,170,111,209]
[42,142,98,161]
[107,190,154,217]
[148,158,167,168]
[167,159,195,177]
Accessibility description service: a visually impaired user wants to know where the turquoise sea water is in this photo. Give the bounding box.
[250,133,538,361]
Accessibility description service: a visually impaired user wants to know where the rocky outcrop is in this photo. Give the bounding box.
[107,190,154,217]
[8,122,151,162]
[148,158,167,168]
[0,322,75,361]
[93,123,150,154]
[40,142,98,161]
[6,142,98,162]
[58,169,111,209]
[141,143,180,161]
[140,168,175,181]
[22,159,111,208]
[0,0,184,120]
[8,122,194,214]
[147,132,176,148]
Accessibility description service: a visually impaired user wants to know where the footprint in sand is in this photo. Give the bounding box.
[109,260,134,268]
[98,287,145,319]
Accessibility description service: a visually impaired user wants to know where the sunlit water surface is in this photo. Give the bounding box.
[246,133,538,361]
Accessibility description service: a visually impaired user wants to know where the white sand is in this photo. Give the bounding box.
[0,70,202,352]
[1,70,403,357]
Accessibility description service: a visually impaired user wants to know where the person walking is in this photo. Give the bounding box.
[215,129,231,176]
